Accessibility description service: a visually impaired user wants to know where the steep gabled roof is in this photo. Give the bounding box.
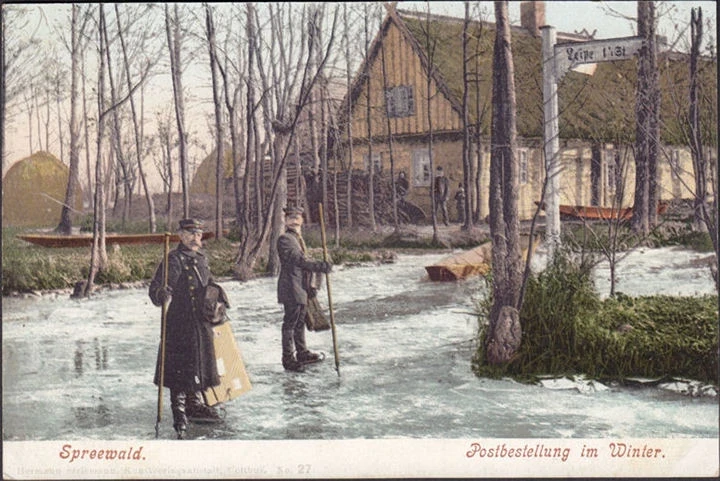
[341,4,717,146]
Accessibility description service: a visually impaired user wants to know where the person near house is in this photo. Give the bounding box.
[149,218,224,439]
[395,171,409,201]
[454,183,466,224]
[434,166,450,226]
[277,205,333,372]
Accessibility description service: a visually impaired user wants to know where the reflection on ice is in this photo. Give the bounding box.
[2,249,717,441]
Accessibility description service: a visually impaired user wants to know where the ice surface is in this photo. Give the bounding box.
[2,248,717,440]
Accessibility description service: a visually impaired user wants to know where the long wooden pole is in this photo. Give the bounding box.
[318,203,340,376]
[155,232,171,438]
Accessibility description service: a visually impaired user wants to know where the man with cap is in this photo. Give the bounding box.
[149,218,224,439]
[277,205,332,372]
[434,166,450,226]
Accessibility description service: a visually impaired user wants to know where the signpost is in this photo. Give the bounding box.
[541,28,645,257]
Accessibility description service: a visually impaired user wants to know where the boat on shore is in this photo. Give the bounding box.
[425,235,540,282]
[18,231,215,248]
[536,201,668,221]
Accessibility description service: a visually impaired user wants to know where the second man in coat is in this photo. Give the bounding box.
[277,206,332,372]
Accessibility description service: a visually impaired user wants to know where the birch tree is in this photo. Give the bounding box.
[57,4,90,235]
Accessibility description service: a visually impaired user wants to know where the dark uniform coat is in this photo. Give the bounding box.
[277,229,324,305]
[149,244,219,392]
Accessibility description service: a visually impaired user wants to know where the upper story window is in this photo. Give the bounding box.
[385,85,415,118]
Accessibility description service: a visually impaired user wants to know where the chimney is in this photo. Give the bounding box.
[520,1,545,37]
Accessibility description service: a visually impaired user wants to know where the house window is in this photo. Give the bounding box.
[412,149,431,186]
[669,149,680,179]
[604,148,620,194]
[518,148,529,185]
[385,85,415,118]
[363,152,382,173]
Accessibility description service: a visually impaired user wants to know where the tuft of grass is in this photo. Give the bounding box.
[472,248,719,384]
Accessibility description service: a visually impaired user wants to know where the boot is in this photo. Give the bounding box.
[186,391,223,424]
[282,355,305,372]
[170,390,188,439]
[297,350,322,364]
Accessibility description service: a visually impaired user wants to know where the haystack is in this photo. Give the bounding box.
[2,151,83,227]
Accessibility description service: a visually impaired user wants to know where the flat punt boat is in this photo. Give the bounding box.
[18,231,215,248]
[425,235,540,282]
[536,201,668,221]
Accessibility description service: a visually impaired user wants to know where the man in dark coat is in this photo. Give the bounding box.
[434,166,450,226]
[149,218,222,439]
[277,206,332,372]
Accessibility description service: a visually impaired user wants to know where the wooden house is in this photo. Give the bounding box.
[334,1,717,223]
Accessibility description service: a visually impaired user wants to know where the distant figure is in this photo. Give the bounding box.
[277,205,333,372]
[395,171,409,200]
[454,183,466,224]
[433,166,450,226]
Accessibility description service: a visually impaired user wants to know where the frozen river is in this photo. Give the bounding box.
[2,246,718,442]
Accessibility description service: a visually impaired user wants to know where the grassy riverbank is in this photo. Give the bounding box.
[1,223,485,295]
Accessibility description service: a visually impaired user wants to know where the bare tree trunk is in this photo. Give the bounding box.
[84,4,110,297]
[205,4,225,240]
[82,45,93,206]
[363,3,377,232]
[423,5,438,244]
[461,2,473,230]
[57,5,83,235]
[165,4,189,218]
[632,1,659,234]
[103,21,131,230]
[116,4,156,233]
[689,7,707,232]
[380,38,399,229]
[344,3,354,229]
[485,0,522,365]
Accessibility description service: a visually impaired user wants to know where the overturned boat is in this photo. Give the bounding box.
[425,235,540,282]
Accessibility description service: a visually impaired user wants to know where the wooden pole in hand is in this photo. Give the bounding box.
[318,203,340,376]
[155,233,171,438]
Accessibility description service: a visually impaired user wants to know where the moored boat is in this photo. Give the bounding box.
[535,201,668,221]
[18,231,215,248]
[425,235,540,282]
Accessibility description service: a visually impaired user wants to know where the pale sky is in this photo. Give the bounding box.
[3,1,717,180]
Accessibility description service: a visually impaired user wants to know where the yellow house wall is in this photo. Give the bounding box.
[347,137,714,223]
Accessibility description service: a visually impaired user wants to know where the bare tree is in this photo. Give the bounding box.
[165,3,190,218]
[204,3,225,240]
[363,2,377,232]
[234,3,339,280]
[688,7,718,288]
[632,0,661,235]
[460,1,473,230]
[56,4,90,235]
[379,31,399,229]
[84,5,110,297]
[115,4,159,233]
[484,0,522,365]
[342,3,355,230]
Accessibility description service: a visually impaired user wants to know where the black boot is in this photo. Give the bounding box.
[187,391,222,424]
[170,390,188,439]
[282,355,305,372]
